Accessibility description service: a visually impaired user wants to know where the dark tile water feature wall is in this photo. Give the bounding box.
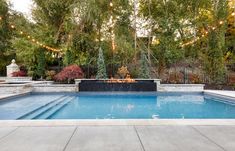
[79,80,157,92]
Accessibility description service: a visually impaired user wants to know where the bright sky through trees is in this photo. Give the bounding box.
[9,0,32,17]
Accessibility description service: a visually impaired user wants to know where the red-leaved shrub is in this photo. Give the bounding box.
[12,71,27,77]
[54,65,84,83]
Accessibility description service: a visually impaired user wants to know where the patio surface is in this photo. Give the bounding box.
[204,90,235,100]
[0,90,235,151]
[0,125,234,151]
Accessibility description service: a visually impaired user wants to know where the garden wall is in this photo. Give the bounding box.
[157,84,204,92]
[0,84,32,94]
[32,84,78,93]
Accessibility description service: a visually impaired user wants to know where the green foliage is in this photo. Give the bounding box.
[203,0,228,84]
[37,48,46,78]
[64,50,74,66]
[96,47,107,79]
[138,51,150,79]
[0,0,233,84]
[0,0,13,75]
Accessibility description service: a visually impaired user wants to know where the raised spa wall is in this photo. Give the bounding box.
[0,79,205,94]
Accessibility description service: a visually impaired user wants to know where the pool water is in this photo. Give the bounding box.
[0,92,235,119]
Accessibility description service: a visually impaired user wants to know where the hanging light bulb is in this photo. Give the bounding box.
[10,25,15,29]
[110,2,113,7]
[232,12,235,16]
[219,21,224,25]
[0,16,2,20]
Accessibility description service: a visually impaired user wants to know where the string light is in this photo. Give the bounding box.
[182,11,235,47]
[0,16,61,53]
[110,2,113,7]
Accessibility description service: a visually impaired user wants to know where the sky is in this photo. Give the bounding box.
[9,0,33,17]
[8,0,148,36]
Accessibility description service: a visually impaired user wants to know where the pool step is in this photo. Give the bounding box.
[17,95,69,120]
[35,96,75,119]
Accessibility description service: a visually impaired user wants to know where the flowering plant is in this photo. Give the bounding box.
[12,71,27,77]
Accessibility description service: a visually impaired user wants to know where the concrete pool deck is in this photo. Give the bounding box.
[0,90,235,151]
[0,125,235,151]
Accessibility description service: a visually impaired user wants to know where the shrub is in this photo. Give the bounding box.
[117,66,129,79]
[96,47,107,79]
[54,65,84,83]
[138,51,150,79]
[45,70,56,81]
[12,71,27,77]
[188,73,200,84]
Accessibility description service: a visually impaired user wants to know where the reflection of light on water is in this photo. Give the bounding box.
[152,114,159,119]
[157,95,204,105]
[126,104,135,112]
[104,114,115,119]
[181,114,184,119]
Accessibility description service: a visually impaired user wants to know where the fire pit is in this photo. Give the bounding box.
[75,79,160,92]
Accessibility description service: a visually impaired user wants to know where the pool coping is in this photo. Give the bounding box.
[0,119,235,126]
[0,90,235,126]
[0,92,31,102]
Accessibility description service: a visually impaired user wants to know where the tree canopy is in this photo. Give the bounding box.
[0,0,234,84]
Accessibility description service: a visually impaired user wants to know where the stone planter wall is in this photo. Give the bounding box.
[0,84,33,94]
[5,77,32,82]
[32,84,78,93]
[157,84,204,92]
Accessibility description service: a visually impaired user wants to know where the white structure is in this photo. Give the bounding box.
[6,59,19,77]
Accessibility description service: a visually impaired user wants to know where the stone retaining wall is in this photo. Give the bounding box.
[0,82,204,94]
[0,84,33,94]
[5,77,32,82]
[157,84,204,92]
[32,84,78,93]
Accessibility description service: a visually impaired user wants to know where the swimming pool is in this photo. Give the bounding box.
[0,92,235,120]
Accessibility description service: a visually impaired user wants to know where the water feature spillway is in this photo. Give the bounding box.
[78,79,158,92]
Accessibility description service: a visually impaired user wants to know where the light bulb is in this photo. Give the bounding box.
[110,2,113,7]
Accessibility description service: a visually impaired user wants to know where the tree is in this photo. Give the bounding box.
[204,0,228,84]
[0,0,13,75]
[138,51,150,79]
[64,49,74,66]
[139,0,186,76]
[96,47,107,79]
[37,48,46,79]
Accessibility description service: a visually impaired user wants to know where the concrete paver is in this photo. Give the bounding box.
[194,126,235,151]
[65,126,143,151]
[0,125,234,151]
[135,126,224,151]
[0,126,76,151]
[0,127,17,140]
